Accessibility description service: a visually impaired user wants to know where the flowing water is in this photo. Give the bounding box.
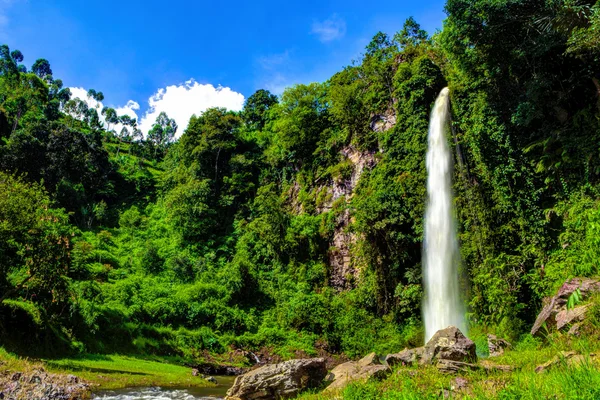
[422,87,467,342]
[93,376,235,400]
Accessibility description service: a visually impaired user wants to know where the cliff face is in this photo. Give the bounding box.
[321,109,396,290]
[326,146,377,290]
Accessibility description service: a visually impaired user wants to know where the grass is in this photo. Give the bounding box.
[0,349,213,391]
[298,329,600,400]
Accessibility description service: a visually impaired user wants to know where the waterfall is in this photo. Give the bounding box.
[423,87,466,342]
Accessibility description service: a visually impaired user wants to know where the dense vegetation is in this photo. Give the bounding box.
[1,0,599,374]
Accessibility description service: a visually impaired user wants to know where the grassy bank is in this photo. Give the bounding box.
[298,334,600,400]
[0,348,214,391]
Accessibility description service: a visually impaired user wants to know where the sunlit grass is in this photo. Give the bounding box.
[0,348,212,391]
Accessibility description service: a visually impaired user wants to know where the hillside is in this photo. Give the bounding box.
[1,0,600,398]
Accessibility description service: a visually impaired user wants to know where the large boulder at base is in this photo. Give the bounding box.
[324,352,390,393]
[487,334,512,357]
[385,347,424,367]
[531,278,600,336]
[225,358,326,400]
[421,326,477,365]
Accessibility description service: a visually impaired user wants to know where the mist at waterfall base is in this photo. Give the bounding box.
[422,87,467,342]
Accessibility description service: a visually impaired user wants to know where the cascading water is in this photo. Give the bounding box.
[423,87,467,342]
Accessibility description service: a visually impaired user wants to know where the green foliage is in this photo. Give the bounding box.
[1,0,599,368]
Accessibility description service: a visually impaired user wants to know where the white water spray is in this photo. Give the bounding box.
[423,87,466,342]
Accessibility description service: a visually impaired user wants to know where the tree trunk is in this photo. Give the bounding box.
[11,110,22,135]
[592,77,600,113]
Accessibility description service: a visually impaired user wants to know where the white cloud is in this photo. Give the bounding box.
[311,14,346,42]
[115,100,140,120]
[138,79,245,138]
[67,87,139,134]
[69,80,244,139]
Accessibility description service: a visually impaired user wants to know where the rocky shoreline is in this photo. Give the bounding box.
[0,367,90,400]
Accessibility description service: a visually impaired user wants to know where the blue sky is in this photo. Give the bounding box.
[0,0,446,134]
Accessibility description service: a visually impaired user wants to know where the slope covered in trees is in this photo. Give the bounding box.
[0,0,599,370]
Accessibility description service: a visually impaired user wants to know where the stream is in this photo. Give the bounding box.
[92,376,236,400]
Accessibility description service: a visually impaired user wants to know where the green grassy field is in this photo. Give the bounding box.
[0,349,213,391]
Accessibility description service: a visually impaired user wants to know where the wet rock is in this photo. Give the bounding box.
[487,334,511,357]
[324,353,390,393]
[191,368,200,376]
[421,326,477,365]
[192,362,246,376]
[385,347,423,367]
[206,376,218,384]
[225,358,327,400]
[531,278,600,336]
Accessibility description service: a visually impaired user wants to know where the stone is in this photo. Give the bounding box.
[191,368,200,376]
[225,358,327,400]
[324,353,390,393]
[531,278,600,336]
[436,360,480,374]
[556,304,589,330]
[452,377,469,391]
[0,369,89,399]
[385,348,423,367]
[479,360,514,372]
[568,323,581,336]
[535,351,582,373]
[487,334,511,357]
[356,352,379,367]
[421,326,477,365]
[206,376,218,384]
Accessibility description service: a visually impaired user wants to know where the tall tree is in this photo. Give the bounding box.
[242,89,278,131]
[148,111,177,158]
[31,58,52,79]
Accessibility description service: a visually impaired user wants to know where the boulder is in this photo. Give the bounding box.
[487,334,511,357]
[531,278,600,336]
[225,358,327,400]
[556,304,589,330]
[385,347,423,367]
[421,326,477,365]
[324,353,390,393]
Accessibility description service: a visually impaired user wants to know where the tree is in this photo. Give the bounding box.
[242,89,278,130]
[0,173,73,308]
[147,111,177,158]
[31,58,52,79]
[0,45,22,77]
[101,107,118,131]
[87,89,105,102]
[395,17,428,51]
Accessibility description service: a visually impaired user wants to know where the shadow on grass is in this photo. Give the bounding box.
[45,361,150,376]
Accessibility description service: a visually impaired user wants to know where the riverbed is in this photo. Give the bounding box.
[93,376,236,400]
